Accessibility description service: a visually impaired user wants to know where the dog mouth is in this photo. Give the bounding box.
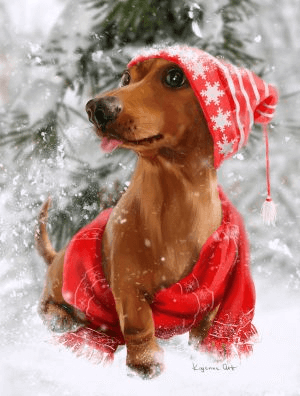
[126,133,163,146]
[99,131,163,153]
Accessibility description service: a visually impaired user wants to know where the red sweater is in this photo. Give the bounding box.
[59,188,257,359]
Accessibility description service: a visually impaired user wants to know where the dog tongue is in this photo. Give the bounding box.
[101,137,122,153]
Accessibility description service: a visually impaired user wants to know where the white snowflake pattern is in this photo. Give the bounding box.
[217,133,236,156]
[168,46,196,62]
[200,82,225,106]
[211,108,232,132]
[189,58,208,80]
[179,52,208,80]
[165,46,208,80]
[139,46,209,81]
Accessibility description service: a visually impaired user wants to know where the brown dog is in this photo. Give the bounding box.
[36,58,222,378]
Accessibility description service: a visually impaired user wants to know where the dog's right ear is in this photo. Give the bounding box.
[35,197,57,266]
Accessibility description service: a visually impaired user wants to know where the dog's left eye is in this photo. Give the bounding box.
[120,71,131,87]
[164,68,187,88]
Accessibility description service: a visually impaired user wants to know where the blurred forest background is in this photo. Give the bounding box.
[0,0,299,372]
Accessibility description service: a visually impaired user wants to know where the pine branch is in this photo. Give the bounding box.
[2,0,264,255]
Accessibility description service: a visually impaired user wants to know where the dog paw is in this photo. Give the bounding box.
[40,302,85,334]
[126,342,164,379]
[49,315,84,333]
[127,361,163,379]
[188,334,201,350]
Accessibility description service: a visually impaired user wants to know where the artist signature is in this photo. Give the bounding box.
[192,362,238,372]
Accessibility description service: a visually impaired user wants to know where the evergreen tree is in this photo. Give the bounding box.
[0,0,262,255]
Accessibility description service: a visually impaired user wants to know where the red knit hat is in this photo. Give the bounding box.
[128,45,279,225]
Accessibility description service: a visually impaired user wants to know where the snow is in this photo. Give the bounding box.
[191,20,203,39]
[268,238,293,258]
[4,0,64,37]
[1,0,300,395]
[0,272,299,396]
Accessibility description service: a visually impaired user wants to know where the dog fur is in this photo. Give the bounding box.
[36,59,222,378]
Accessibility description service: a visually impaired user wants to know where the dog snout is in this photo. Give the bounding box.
[86,97,122,130]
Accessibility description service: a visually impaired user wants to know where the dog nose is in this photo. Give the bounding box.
[86,97,122,130]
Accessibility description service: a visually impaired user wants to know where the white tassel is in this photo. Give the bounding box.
[261,198,277,226]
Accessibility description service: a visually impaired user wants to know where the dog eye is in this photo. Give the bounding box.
[120,71,131,87]
[164,68,186,88]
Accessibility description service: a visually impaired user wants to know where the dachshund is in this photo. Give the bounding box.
[36,58,222,378]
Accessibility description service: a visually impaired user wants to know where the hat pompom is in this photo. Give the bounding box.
[253,86,278,125]
[261,196,277,226]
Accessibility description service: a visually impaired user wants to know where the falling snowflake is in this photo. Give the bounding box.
[201,82,225,105]
[217,134,236,156]
[211,108,232,132]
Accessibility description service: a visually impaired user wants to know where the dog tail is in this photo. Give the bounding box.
[35,197,57,266]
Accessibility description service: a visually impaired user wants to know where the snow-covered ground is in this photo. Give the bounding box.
[0,269,299,396]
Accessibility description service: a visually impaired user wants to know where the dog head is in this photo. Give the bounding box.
[86,58,214,162]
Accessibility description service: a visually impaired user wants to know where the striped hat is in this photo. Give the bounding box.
[128,46,279,225]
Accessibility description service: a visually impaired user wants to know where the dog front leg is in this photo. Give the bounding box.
[113,287,164,378]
